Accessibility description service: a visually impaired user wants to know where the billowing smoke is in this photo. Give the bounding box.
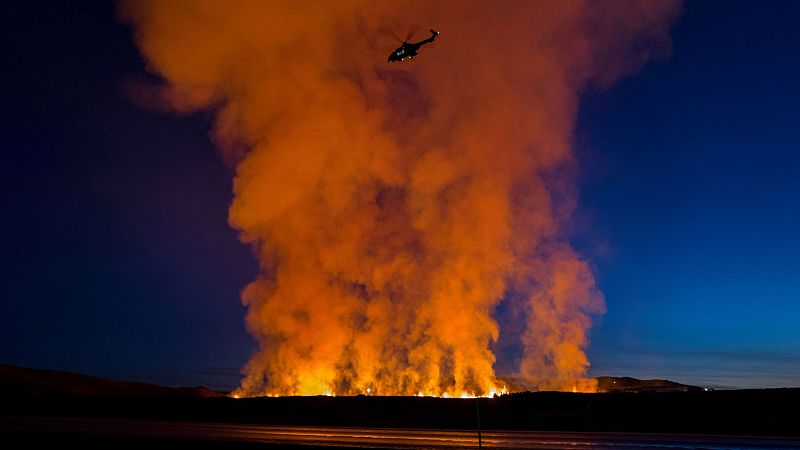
[122,0,679,396]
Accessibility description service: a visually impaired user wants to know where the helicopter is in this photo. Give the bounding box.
[388,29,439,63]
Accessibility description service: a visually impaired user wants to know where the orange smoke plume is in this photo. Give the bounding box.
[121,0,680,396]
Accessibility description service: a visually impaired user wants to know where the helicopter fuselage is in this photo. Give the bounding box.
[388,29,438,62]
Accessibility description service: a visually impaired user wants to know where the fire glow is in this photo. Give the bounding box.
[123,0,679,398]
[253,386,509,399]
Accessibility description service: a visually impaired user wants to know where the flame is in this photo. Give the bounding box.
[486,386,509,398]
[122,0,679,397]
[236,384,509,398]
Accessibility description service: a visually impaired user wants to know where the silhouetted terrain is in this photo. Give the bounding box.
[1,364,798,438]
[596,376,703,392]
[0,363,223,399]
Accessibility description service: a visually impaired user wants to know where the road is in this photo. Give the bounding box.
[2,416,800,449]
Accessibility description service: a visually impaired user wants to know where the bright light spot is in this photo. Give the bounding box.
[442,392,451,398]
[323,391,334,397]
[366,388,371,394]
[231,393,240,399]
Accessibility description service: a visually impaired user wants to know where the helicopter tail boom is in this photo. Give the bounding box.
[415,29,439,47]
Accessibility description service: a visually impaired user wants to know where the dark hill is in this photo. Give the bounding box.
[597,376,703,392]
[0,364,223,399]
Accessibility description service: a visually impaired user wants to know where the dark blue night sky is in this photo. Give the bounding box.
[1,1,798,390]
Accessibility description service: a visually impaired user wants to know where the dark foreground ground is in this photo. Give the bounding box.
[2,364,799,448]
[5,418,800,449]
[4,388,800,436]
